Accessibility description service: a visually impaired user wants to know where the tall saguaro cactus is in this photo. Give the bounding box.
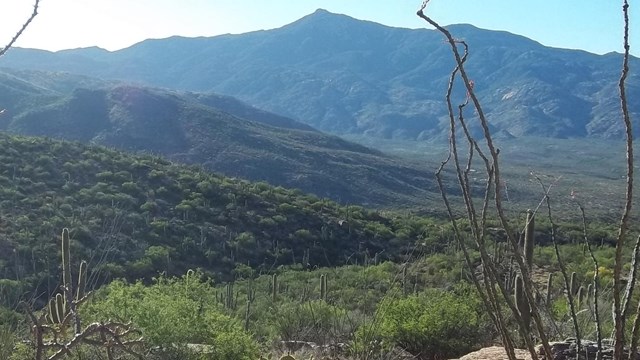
[48,228,90,334]
[24,228,144,359]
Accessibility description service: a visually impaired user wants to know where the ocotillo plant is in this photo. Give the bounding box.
[514,211,535,334]
[523,210,534,269]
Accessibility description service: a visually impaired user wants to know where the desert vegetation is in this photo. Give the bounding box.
[0,1,638,360]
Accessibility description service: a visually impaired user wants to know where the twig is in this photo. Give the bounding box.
[577,204,603,360]
[536,177,581,356]
[614,0,634,357]
[0,0,40,57]
[417,8,551,359]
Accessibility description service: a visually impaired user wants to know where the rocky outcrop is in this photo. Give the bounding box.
[538,338,638,360]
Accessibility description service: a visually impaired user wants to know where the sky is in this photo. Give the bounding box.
[0,0,638,56]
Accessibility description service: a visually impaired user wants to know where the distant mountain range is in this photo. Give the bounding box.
[0,68,438,207]
[1,9,638,140]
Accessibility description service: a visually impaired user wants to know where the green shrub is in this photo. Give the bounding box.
[365,286,485,360]
[84,272,259,360]
[272,300,352,345]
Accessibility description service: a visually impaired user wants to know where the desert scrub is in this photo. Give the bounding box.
[84,273,259,360]
[360,285,486,360]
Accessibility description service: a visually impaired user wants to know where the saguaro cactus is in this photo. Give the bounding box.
[320,274,328,301]
[570,271,578,296]
[402,266,408,296]
[515,274,531,331]
[272,273,278,302]
[546,272,554,305]
[49,228,88,333]
[225,283,235,309]
[26,228,144,360]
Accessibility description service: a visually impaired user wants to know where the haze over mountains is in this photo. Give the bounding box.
[0,68,440,207]
[1,9,638,140]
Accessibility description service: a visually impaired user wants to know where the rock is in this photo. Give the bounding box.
[450,346,532,360]
[537,338,639,360]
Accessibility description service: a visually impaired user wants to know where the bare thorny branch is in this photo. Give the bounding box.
[535,177,581,356]
[417,1,636,359]
[417,7,555,360]
[577,204,603,360]
[0,0,40,58]
[615,1,637,359]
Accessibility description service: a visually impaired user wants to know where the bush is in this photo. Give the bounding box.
[84,272,259,360]
[272,300,353,345]
[365,286,485,360]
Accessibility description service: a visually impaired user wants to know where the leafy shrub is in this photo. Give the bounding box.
[365,286,485,360]
[84,272,259,360]
[272,300,353,345]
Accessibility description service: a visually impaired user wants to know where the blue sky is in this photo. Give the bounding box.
[1,0,637,55]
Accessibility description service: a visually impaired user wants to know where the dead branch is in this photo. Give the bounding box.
[0,0,40,57]
[614,0,634,358]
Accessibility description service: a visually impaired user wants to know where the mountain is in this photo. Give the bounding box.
[1,9,638,140]
[0,68,439,207]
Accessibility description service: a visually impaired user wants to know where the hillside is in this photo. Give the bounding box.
[0,133,448,300]
[0,68,441,208]
[1,9,639,139]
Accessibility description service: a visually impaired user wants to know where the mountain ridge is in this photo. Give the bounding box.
[2,9,638,140]
[0,68,440,207]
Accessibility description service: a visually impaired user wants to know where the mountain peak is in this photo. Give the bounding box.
[293,8,354,25]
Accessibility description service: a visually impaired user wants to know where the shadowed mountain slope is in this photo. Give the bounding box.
[0,69,438,207]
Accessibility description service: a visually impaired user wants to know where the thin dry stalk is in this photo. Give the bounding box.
[433,35,521,360]
[0,0,40,57]
[578,205,603,360]
[536,178,581,355]
[417,8,552,359]
[614,0,634,358]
